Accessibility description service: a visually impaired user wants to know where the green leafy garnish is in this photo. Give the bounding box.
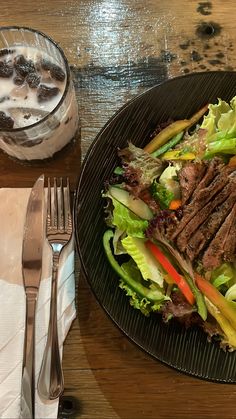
[114,166,124,175]
[150,179,174,209]
[120,260,166,316]
[121,235,164,287]
[201,97,236,157]
[211,263,236,294]
[103,191,148,238]
[103,230,169,312]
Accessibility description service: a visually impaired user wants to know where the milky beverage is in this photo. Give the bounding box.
[0,46,78,160]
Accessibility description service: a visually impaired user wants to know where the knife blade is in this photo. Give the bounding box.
[20,174,45,419]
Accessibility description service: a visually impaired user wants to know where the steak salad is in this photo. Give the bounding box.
[102,96,236,351]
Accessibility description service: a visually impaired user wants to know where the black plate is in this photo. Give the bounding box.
[75,71,236,383]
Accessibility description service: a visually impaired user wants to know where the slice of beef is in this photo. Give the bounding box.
[191,156,224,198]
[171,165,234,240]
[202,203,236,270]
[179,161,207,205]
[176,178,236,253]
[223,217,236,262]
[186,189,236,260]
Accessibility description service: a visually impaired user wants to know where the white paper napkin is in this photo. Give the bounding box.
[0,188,76,419]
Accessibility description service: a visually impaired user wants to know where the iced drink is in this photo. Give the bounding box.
[0,27,78,160]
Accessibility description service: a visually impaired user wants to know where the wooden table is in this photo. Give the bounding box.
[1,1,236,418]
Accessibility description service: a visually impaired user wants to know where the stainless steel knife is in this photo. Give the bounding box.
[20,174,45,419]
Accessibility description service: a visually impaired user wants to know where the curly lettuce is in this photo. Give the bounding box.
[202,97,236,157]
[120,260,167,316]
[118,143,163,194]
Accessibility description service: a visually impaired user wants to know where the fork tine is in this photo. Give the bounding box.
[64,178,72,232]
[53,177,58,229]
[47,178,52,229]
[58,177,64,231]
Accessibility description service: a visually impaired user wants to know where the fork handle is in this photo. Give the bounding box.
[37,252,64,400]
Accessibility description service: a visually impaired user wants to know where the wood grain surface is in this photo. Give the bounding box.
[1,1,236,418]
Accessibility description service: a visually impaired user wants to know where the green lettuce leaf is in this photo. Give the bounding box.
[121,236,164,287]
[225,284,236,302]
[201,97,236,157]
[150,179,174,209]
[218,96,236,135]
[120,260,168,316]
[205,137,236,157]
[119,143,163,189]
[201,98,231,137]
[112,228,126,255]
[159,164,181,199]
[211,263,236,294]
[103,230,169,306]
[104,192,148,238]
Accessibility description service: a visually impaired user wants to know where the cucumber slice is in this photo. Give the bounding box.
[109,186,153,220]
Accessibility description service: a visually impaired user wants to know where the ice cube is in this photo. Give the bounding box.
[8,106,59,129]
[11,83,29,98]
[8,107,48,127]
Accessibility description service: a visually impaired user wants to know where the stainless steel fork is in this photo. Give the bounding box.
[37,177,73,400]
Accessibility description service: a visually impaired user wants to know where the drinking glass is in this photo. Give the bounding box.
[0,26,78,160]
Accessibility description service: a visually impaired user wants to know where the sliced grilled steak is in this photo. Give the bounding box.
[171,165,234,240]
[191,157,224,198]
[186,189,236,260]
[223,217,236,262]
[202,203,236,270]
[176,179,236,253]
[179,161,206,205]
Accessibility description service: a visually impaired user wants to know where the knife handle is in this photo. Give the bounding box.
[38,252,64,400]
[20,290,37,419]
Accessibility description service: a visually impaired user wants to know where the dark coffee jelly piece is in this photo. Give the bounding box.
[13,75,25,85]
[0,111,14,129]
[0,61,13,77]
[21,137,43,147]
[0,96,10,104]
[26,72,41,88]
[50,64,65,82]
[14,54,35,77]
[41,59,65,81]
[41,59,52,71]
[37,84,60,102]
[0,48,15,57]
